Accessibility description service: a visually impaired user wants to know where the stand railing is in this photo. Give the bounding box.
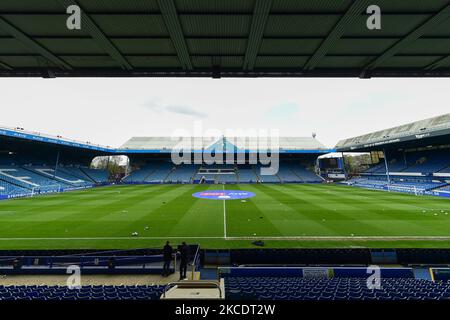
[191,245,201,280]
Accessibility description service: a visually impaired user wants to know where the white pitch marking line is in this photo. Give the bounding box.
[224,236,450,241]
[1,236,450,241]
[0,236,225,241]
[223,184,227,239]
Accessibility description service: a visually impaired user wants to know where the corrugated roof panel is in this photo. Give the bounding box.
[398,39,450,55]
[259,39,322,55]
[441,58,450,68]
[0,56,58,68]
[175,0,255,12]
[371,0,449,12]
[127,56,181,68]
[318,56,373,68]
[112,38,176,54]
[329,38,399,55]
[34,38,105,54]
[77,0,160,12]
[344,15,433,37]
[0,15,88,36]
[0,1,448,77]
[220,56,245,68]
[180,15,252,37]
[0,0,62,12]
[91,14,169,37]
[378,56,443,68]
[187,38,247,55]
[424,19,450,36]
[191,56,213,68]
[271,0,353,12]
[60,55,119,67]
[0,39,34,54]
[191,56,244,68]
[255,56,309,68]
[265,15,341,37]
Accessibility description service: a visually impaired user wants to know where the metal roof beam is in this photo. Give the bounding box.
[1,35,447,40]
[243,0,272,70]
[157,0,192,70]
[303,0,371,70]
[425,56,450,70]
[0,18,72,70]
[0,11,442,16]
[363,4,450,71]
[0,59,12,70]
[2,53,443,58]
[56,0,133,70]
[1,68,449,78]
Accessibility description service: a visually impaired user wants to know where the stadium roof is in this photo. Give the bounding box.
[0,126,333,155]
[120,136,332,153]
[0,125,111,164]
[0,125,112,153]
[0,0,449,78]
[335,113,450,152]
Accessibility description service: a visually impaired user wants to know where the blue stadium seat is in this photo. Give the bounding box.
[0,285,164,300]
[225,277,450,301]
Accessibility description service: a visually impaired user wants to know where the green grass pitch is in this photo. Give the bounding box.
[0,184,450,250]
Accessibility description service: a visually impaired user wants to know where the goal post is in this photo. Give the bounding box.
[29,185,63,197]
[30,187,36,198]
[387,184,421,196]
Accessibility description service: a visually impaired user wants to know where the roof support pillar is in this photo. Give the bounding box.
[56,0,133,70]
[0,18,72,70]
[157,0,193,70]
[243,0,273,70]
[303,0,371,70]
[362,4,450,71]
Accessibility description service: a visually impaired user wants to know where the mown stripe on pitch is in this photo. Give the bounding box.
[307,184,446,236]
[166,185,225,238]
[254,184,347,235]
[123,185,203,237]
[75,184,192,237]
[225,184,285,237]
[0,184,177,237]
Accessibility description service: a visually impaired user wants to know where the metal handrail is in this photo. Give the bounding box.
[191,245,201,280]
[163,280,222,299]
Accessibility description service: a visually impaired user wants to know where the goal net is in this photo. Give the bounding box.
[386,184,422,196]
[30,185,62,197]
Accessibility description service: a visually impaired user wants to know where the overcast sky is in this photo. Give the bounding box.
[1,77,448,148]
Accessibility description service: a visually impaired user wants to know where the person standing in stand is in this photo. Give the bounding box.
[179,242,190,280]
[162,241,173,277]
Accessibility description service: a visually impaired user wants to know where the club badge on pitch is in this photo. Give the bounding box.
[193,190,256,200]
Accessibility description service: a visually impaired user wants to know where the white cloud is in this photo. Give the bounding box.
[265,102,300,120]
[142,99,207,118]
